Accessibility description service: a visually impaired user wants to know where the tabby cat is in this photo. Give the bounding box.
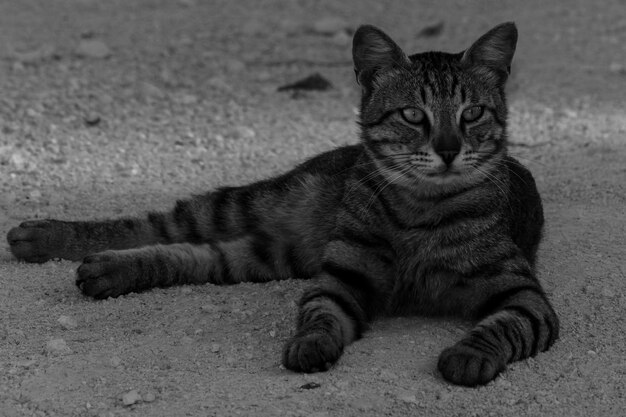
[6,22,558,386]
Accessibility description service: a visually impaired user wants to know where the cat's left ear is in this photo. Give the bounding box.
[352,25,410,91]
[461,22,518,78]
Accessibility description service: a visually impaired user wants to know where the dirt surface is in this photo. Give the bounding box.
[1,1,626,416]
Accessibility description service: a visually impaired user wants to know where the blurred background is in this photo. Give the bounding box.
[0,0,624,218]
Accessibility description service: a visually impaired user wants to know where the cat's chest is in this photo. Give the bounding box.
[388,229,470,315]
[386,193,502,261]
[384,207,504,313]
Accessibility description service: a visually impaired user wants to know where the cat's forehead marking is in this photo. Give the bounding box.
[405,54,468,102]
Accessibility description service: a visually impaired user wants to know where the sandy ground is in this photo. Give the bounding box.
[1,0,625,416]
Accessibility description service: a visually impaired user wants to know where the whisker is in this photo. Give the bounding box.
[361,165,412,218]
[472,164,514,213]
[483,159,530,187]
[472,150,548,168]
[506,153,549,168]
[344,160,408,199]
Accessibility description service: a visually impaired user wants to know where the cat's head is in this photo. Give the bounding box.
[353,23,517,196]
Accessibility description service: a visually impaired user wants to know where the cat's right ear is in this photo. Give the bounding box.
[461,22,518,79]
[352,25,410,91]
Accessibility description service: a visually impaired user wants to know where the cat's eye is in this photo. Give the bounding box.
[401,108,425,124]
[461,105,484,123]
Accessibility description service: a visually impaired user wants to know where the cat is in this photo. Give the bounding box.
[6,22,558,387]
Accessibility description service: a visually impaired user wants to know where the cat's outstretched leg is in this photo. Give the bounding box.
[76,236,287,298]
[438,281,559,386]
[282,239,394,372]
[6,219,159,263]
[6,189,241,263]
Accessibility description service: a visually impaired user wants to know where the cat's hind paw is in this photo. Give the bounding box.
[282,331,343,373]
[76,251,137,299]
[437,343,506,387]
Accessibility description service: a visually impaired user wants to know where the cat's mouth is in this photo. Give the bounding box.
[425,166,462,178]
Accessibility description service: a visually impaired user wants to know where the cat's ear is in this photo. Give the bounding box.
[461,22,518,78]
[352,25,410,90]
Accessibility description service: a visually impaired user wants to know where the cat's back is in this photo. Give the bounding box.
[290,144,364,179]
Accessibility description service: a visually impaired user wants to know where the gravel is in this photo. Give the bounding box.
[75,39,112,59]
[57,315,78,330]
[45,338,72,355]
[122,389,141,406]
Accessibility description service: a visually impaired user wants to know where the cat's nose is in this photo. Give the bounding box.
[433,135,461,166]
[437,150,460,165]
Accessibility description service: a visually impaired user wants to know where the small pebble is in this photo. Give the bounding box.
[12,44,57,64]
[232,126,256,139]
[57,315,78,330]
[122,389,141,406]
[609,62,626,74]
[46,338,72,355]
[601,287,616,298]
[26,108,40,117]
[211,343,221,353]
[12,61,24,71]
[16,359,37,368]
[559,108,578,118]
[269,330,277,338]
[110,355,122,367]
[533,390,557,406]
[84,114,101,126]
[396,391,419,405]
[181,286,193,295]
[207,76,232,91]
[495,377,512,389]
[299,382,321,390]
[10,152,28,170]
[143,392,156,403]
[140,82,165,98]
[75,39,111,59]
[436,390,451,401]
[29,190,42,200]
[129,163,140,176]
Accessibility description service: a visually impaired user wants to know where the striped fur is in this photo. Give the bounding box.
[6,22,558,386]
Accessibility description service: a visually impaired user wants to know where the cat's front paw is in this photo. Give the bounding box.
[437,344,506,387]
[7,220,72,263]
[76,251,138,299]
[282,331,343,373]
